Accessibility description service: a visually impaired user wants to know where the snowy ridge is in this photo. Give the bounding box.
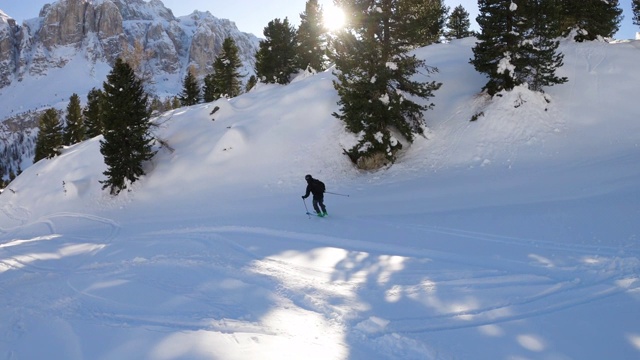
[0,38,639,359]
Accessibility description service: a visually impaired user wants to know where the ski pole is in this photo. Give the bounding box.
[302,198,311,218]
[326,191,349,197]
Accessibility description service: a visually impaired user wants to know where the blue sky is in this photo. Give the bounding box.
[0,0,637,39]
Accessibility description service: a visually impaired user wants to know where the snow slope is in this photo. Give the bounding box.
[1,38,639,359]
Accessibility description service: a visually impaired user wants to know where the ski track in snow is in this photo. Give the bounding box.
[0,203,31,228]
[131,223,640,336]
[5,213,637,354]
[0,212,119,274]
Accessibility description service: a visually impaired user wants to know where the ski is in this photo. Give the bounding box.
[306,212,327,218]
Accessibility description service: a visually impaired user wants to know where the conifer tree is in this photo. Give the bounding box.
[212,37,244,98]
[471,0,566,96]
[445,4,473,39]
[471,0,521,96]
[633,0,640,27]
[64,93,85,145]
[518,0,567,91]
[560,0,622,41]
[179,66,201,106]
[84,88,104,138]
[34,108,63,162]
[149,96,164,115]
[471,0,523,96]
[202,73,219,102]
[245,75,258,92]
[255,18,298,84]
[396,0,449,47]
[100,58,155,195]
[331,0,442,169]
[296,0,326,72]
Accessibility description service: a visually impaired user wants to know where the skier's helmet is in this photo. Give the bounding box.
[305,174,312,181]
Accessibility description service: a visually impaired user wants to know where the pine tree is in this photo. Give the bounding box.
[99,58,155,195]
[395,0,449,47]
[255,18,298,84]
[471,0,523,96]
[179,66,201,106]
[202,73,219,102]
[212,37,244,98]
[171,97,181,109]
[633,0,640,26]
[471,0,566,96]
[296,0,327,72]
[64,93,85,145]
[149,96,164,115]
[331,0,442,169]
[84,88,104,138]
[518,0,567,91]
[560,0,623,41]
[245,75,258,92]
[34,108,63,162]
[445,4,473,39]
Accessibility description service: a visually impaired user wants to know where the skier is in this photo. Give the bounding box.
[302,174,327,217]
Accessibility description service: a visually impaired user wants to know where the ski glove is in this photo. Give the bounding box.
[301,195,307,199]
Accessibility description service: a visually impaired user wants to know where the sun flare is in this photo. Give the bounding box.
[323,4,346,31]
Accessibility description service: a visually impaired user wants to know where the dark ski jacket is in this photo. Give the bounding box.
[304,178,325,199]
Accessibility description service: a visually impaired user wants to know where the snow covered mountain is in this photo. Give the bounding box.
[0,37,639,359]
[0,0,258,86]
[0,0,260,179]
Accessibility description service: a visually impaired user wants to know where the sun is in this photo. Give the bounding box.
[323,4,346,32]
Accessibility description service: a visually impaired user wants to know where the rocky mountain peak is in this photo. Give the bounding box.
[0,0,259,86]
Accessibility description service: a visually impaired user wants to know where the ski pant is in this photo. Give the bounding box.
[313,195,326,214]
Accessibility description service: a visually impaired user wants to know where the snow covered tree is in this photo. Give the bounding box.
[445,4,473,39]
[331,0,442,169]
[84,88,104,138]
[633,0,640,27]
[63,93,85,145]
[255,18,298,84]
[560,0,622,41]
[211,37,244,98]
[34,108,63,162]
[471,0,524,95]
[296,0,327,72]
[471,0,566,96]
[179,66,201,106]
[100,58,155,195]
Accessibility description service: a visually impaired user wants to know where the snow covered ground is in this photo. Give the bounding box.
[1,37,639,359]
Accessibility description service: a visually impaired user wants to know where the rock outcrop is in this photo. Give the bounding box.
[0,0,259,84]
[0,11,19,87]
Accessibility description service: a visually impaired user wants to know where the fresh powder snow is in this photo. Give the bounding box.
[1,37,639,359]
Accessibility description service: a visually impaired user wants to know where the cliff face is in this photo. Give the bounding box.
[0,0,259,86]
[0,11,19,88]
